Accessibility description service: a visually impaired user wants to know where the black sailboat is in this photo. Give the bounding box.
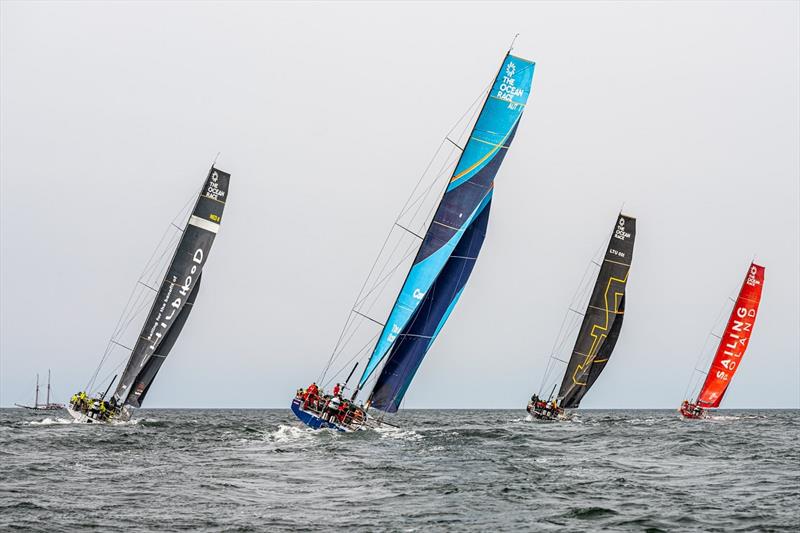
[15,370,64,412]
[528,213,636,420]
[68,165,230,423]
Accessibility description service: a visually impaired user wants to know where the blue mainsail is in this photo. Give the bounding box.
[357,54,535,399]
[369,193,493,411]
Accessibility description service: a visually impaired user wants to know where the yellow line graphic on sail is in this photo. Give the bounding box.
[449,114,522,184]
[571,269,629,387]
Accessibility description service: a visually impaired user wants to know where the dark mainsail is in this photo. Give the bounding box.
[114,167,230,407]
[369,196,492,412]
[557,214,636,409]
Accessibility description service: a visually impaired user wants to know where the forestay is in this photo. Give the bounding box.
[114,167,230,407]
[359,54,536,410]
[558,214,636,409]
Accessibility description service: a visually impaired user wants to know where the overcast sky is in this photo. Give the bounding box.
[2,1,798,409]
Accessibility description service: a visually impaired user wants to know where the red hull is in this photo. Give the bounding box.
[679,402,707,419]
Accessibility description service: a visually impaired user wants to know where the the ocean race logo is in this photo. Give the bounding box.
[746,265,761,287]
[497,60,524,110]
[205,170,226,202]
[613,217,631,241]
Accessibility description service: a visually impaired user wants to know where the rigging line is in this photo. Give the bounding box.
[86,187,197,391]
[110,340,134,351]
[445,137,464,151]
[396,83,486,222]
[325,240,419,378]
[394,223,424,240]
[354,242,419,309]
[323,68,494,384]
[539,257,595,392]
[352,310,385,327]
[682,291,736,401]
[138,280,159,293]
[331,233,422,368]
[324,332,381,389]
[408,149,461,235]
[397,145,460,222]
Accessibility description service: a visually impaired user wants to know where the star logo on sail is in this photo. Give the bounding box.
[506,62,516,77]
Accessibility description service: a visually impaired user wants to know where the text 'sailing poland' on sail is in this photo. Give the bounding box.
[360,55,536,412]
[114,168,230,408]
[558,215,636,409]
[697,263,765,408]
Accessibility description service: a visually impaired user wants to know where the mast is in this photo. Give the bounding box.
[35,374,39,408]
[46,369,51,406]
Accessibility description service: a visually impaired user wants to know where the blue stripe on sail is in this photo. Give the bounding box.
[369,198,493,412]
[358,193,490,387]
[357,55,534,390]
[428,286,465,349]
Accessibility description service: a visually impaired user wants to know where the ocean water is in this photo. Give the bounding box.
[0,408,798,532]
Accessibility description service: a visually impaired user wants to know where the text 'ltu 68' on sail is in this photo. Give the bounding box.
[528,214,636,421]
[680,262,765,419]
[67,166,230,424]
[292,50,536,431]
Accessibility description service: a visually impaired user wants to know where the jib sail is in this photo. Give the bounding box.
[359,53,536,407]
[114,167,230,407]
[696,263,765,408]
[558,214,636,409]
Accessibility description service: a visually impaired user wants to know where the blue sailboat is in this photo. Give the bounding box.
[292,49,535,431]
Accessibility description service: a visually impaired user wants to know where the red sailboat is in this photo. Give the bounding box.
[680,262,765,419]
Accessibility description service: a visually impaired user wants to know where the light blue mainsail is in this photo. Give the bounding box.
[357,54,535,390]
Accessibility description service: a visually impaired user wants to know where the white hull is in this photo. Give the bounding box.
[66,405,131,424]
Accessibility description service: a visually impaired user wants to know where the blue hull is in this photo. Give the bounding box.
[290,398,348,432]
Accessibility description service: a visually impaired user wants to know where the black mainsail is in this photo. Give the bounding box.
[557,214,636,408]
[113,167,230,408]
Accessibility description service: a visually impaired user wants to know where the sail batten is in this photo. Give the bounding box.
[557,214,636,409]
[358,53,535,405]
[113,167,230,407]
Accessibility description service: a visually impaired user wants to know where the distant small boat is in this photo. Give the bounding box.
[528,214,636,420]
[15,370,64,412]
[292,49,536,431]
[680,262,765,419]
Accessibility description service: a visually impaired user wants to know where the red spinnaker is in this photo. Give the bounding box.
[696,263,765,407]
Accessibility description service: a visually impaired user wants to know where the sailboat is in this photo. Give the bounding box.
[680,262,765,419]
[527,213,636,420]
[292,49,536,431]
[67,165,230,423]
[15,370,65,411]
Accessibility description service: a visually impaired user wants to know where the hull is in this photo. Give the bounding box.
[679,403,708,419]
[526,402,571,421]
[66,405,131,424]
[291,398,366,432]
[15,404,65,412]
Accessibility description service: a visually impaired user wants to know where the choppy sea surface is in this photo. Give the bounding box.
[1,408,798,532]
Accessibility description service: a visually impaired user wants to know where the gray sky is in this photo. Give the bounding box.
[2,1,798,409]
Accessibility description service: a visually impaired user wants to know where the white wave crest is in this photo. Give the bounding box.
[266,424,316,443]
[374,425,422,441]
[26,417,75,425]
